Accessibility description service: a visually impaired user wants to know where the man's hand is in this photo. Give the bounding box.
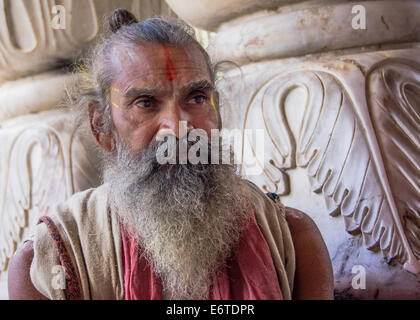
[285,209,334,300]
[8,241,48,300]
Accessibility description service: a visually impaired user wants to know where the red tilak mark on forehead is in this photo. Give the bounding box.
[162,44,177,81]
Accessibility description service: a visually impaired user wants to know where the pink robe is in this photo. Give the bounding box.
[121,210,283,300]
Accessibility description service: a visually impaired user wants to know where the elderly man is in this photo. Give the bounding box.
[8,9,333,300]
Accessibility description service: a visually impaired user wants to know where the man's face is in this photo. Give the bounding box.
[101,42,249,300]
[108,42,219,153]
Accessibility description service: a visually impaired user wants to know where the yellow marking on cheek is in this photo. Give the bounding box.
[112,87,120,93]
[112,102,120,109]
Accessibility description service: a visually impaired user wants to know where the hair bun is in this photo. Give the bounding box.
[109,8,138,33]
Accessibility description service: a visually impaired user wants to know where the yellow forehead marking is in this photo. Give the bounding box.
[105,87,120,108]
[210,94,217,112]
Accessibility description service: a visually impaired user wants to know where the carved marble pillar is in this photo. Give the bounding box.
[167,0,420,299]
[0,0,173,82]
[0,0,173,300]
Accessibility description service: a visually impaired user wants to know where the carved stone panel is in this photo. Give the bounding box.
[0,0,172,81]
[0,110,101,299]
[0,71,77,122]
[216,48,420,298]
[208,0,420,65]
[166,0,306,31]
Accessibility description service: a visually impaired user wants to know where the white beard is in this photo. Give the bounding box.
[104,139,251,299]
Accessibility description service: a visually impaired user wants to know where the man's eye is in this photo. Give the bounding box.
[134,97,153,109]
[189,95,207,105]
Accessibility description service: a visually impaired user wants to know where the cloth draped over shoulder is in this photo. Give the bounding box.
[28,180,296,300]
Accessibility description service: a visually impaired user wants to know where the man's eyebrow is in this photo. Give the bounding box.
[122,87,158,99]
[182,80,214,93]
[121,80,213,100]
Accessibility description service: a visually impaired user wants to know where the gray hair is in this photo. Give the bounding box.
[71,9,215,135]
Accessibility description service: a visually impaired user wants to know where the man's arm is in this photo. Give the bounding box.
[8,241,48,300]
[285,209,334,300]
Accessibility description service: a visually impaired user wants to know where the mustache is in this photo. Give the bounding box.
[105,131,250,299]
[116,134,232,181]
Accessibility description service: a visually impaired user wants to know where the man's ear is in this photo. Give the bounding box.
[88,102,116,152]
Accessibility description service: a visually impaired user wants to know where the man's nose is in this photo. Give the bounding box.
[156,103,193,140]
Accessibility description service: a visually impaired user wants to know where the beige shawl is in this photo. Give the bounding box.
[29,180,295,300]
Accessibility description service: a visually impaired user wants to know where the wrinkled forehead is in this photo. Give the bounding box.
[109,42,211,89]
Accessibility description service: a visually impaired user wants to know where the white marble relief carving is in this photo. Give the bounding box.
[0,0,172,81]
[166,0,306,31]
[0,111,100,273]
[366,60,420,266]
[0,71,77,122]
[208,0,420,65]
[217,52,420,275]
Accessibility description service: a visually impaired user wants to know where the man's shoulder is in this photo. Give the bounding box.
[57,183,110,211]
[283,207,318,236]
[242,179,292,244]
[242,179,313,224]
[242,179,275,203]
[50,184,111,227]
[29,183,123,300]
[242,179,319,247]
[242,179,297,299]
[242,179,286,219]
[33,183,115,257]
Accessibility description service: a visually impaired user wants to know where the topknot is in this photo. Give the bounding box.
[109,8,138,33]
